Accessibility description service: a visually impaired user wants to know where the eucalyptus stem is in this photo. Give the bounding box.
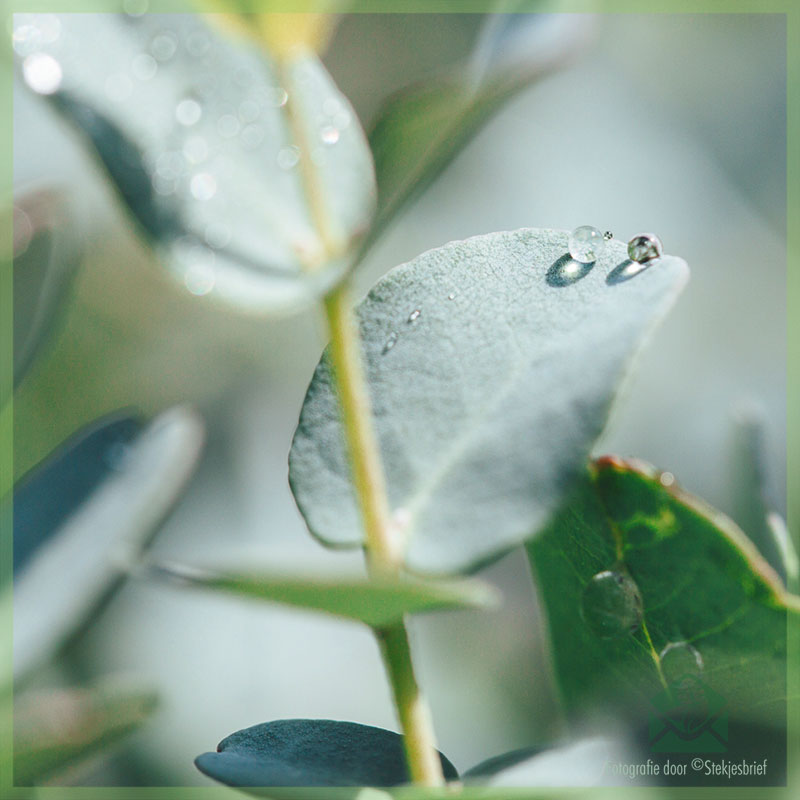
[275,51,445,787]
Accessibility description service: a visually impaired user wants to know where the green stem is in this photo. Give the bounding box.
[275,51,445,787]
[323,285,445,787]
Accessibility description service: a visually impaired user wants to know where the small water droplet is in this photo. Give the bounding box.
[132,52,158,81]
[150,32,178,62]
[320,125,340,145]
[204,222,231,250]
[277,145,300,170]
[105,73,133,102]
[22,52,62,95]
[175,97,202,126]
[184,260,216,296]
[659,641,703,682]
[183,136,209,164]
[581,568,643,639]
[447,292,456,300]
[217,114,240,138]
[568,225,606,264]
[268,87,289,107]
[190,172,217,201]
[407,309,421,323]
[12,23,43,56]
[659,471,676,487]
[382,332,398,354]
[333,110,352,130]
[241,124,265,150]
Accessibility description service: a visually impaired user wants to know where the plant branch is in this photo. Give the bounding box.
[277,53,445,787]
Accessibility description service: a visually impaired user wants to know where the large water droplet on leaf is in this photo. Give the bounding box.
[659,641,704,682]
[581,568,643,639]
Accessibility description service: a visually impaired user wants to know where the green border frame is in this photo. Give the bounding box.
[1,1,796,798]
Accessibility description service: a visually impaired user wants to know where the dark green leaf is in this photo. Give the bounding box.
[195,719,458,792]
[289,229,688,573]
[366,10,590,244]
[151,562,499,626]
[12,407,204,679]
[526,456,799,729]
[18,13,374,313]
[13,682,157,785]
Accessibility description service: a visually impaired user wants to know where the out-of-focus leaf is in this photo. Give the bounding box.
[15,12,375,312]
[195,719,458,792]
[727,406,797,585]
[13,682,157,786]
[366,9,592,243]
[12,414,141,577]
[12,406,204,679]
[150,561,499,626]
[463,738,624,787]
[289,229,688,574]
[525,457,799,730]
[9,188,82,389]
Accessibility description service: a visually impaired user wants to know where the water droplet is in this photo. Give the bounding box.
[190,172,217,201]
[175,97,202,126]
[627,232,663,264]
[22,53,63,95]
[382,332,398,354]
[217,114,240,138]
[238,99,261,123]
[447,292,456,300]
[241,124,265,150]
[277,146,300,170]
[123,0,149,16]
[268,87,289,107]
[333,110,352,130]
[150,32,178,62]
[183,136,209,164]
[659,471,675,487]
[659,642,703,682]
[568,225,606,264]
[320,125,340,145]
[105,73,133,102]
[186,30,210,57]
[204,222,231,250]
[12,23,43,56]
[407,309,421,323]
[184,261,216,296]
[155,151,185,181]
[581,569,643,639]
[132,53,158,81]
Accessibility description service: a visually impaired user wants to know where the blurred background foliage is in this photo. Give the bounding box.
[7,5,788,788]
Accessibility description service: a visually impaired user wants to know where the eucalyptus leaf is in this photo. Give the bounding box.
[195,719,458,792]
[9,187,82,389]
[150,562,499,627]
[13,414,141,577]
[525,456,799,729]
[13,682,158,786]
[726,407,796,584]
[12,407,204,679]
[366,11,591,243]
[289,229,688,574]
[463,738,624,787]
[15,12,375,312]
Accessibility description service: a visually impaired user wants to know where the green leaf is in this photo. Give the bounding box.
[366,10,590,243]
[289,229,688,574]
[727,407,797,586]
[8,188,81,390]
[18,12,375,312]
[13,682,158,785]
[150,562,498,627]
[195,719,458,793]
[525,456,798,729]
[11,407,204,680]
